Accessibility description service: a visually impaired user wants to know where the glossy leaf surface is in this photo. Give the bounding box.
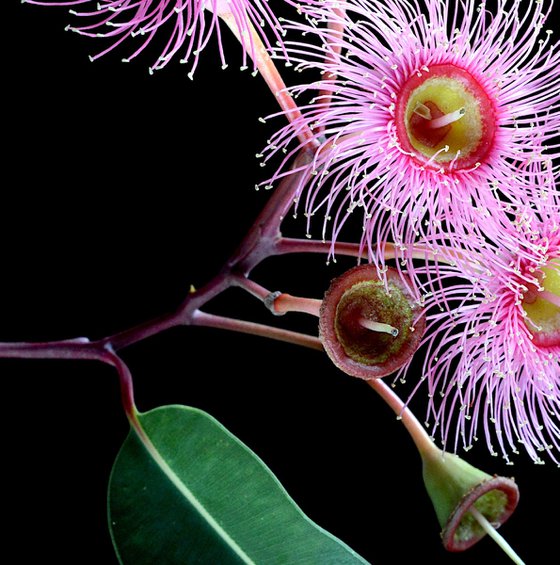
[108,405,369,564]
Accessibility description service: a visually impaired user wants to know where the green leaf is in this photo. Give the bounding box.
[108,405,369,565]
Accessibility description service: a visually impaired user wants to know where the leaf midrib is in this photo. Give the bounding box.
[135,424,257,565]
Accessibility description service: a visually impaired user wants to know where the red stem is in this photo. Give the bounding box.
[367,378,437,457]
[273,294,322,317]
[193,311,323,351]
[0,338,139,424]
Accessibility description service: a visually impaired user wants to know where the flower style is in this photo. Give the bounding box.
[402,174,560,464]
[264,0,560,267]
[24,0,287,76]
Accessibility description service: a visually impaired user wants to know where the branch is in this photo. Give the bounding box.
[0,338,139,425]
[193,310,323,352]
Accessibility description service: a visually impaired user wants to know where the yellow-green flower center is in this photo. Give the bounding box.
[395,64,496,171]
[522,259,560,346]
[405,78,483,162]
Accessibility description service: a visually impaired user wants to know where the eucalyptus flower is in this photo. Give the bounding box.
[264,0,559,267]
[405,180,560,464]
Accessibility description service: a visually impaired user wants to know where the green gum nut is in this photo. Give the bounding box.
[422,449,519,552]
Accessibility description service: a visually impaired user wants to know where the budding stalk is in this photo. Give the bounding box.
[369,378,523,562]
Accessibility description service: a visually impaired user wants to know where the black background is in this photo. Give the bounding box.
[5,2,559,563]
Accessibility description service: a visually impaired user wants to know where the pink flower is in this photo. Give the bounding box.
[403,173,560,464]
[23,0,287,76]
[264,0,560,267]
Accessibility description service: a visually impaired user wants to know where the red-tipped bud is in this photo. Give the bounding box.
[319,265,425,379]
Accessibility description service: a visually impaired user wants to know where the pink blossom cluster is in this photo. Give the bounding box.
[25,0,560,463]
[263,0,560,463]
